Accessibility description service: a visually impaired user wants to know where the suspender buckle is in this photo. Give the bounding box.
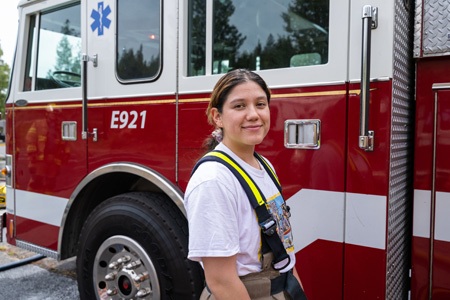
[260,217,277,236]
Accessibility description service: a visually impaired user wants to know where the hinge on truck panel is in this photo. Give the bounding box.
[81,54,98,67]
[363,5,378,29]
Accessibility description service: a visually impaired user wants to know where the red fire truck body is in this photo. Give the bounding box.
[1,0,449,299]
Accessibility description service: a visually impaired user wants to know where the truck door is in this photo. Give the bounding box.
[84,0,177,181]
[178,1,349,299]
[8,1,87,250]
[430,86,450,298]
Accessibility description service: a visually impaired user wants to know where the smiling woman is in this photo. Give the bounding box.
[185,69,307,300]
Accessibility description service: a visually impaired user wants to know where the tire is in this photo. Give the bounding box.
[76,192,204,300]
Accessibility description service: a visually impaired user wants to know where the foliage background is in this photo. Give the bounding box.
[0,43,10,119]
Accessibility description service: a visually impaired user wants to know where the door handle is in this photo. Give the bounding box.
[359,5,377,151]
[81,53,98,141]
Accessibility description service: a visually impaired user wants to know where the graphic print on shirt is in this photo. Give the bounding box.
[266,193,294,253]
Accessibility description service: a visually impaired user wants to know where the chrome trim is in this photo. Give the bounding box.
[270,80,347,90]
[61,121,77,141]
[58,163,185,255]
[284,119,321,150]
[81,54,97,140]
[359,5,377,152]
[422,51,450,58]
[428,91,439,299]
[15,99,28,107]
[432,83,450,90]
[5,155,13,187]
[429,91,438,299]
[413,0,423,58]
[16,239,59,259]
[349,77,391,84]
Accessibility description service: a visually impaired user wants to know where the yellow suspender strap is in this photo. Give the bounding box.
[204,151,266,206]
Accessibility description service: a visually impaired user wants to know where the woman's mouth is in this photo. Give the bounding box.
[243,125,262,130]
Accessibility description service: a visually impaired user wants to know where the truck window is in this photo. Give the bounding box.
[188,0,329,76]
[23,4,81,91]
[188,0,206,76]
[116,0,161,81]
[23,15,36,92]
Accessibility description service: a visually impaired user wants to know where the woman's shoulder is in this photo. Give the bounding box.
[187,160,238,193]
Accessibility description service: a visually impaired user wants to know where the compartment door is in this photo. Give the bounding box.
[432,88,450,298]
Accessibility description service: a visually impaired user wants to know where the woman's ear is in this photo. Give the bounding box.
[211,108,223,128]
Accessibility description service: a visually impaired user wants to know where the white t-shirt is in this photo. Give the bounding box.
[184,143,296,276]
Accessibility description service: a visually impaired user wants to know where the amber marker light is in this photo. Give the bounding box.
[10,219,14,239]
[1,167,8,176]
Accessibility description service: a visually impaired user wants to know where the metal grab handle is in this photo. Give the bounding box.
[359,5,377,151]
[81,53,98,141]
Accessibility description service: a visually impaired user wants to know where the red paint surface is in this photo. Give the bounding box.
[346,81,392,197]
[343,244,387,300]
[15,215,59,250]
[432,240,450,299]
[296,239,344,300]
[87,95,177,183]
[12,102,86,199]
[344,81,392,299]
[411,236,430,300]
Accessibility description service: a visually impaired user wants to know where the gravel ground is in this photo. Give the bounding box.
[0,222,80,300]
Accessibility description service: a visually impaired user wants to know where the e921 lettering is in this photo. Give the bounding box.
[111,111,147,129]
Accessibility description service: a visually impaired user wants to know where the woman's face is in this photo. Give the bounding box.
[212,80,270,152]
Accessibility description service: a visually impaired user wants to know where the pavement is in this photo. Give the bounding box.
[0,216,80,300]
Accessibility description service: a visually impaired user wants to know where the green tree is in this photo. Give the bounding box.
[117,44,159,80]
[189,0,206,75]
[213,0,246,73]
[0,43,11,118]
[282,0,329,64]
[48,19,81,86]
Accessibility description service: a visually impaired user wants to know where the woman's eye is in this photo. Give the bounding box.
[234,104,244,109]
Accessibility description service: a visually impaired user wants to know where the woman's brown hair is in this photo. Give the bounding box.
[203,69,271,151]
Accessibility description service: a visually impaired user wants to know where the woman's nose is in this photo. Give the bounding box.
[246,104,259,120]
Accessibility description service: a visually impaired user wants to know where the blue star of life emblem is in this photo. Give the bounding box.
[90,2,111,36]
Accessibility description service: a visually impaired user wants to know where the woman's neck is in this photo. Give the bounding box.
[222,141,260,170]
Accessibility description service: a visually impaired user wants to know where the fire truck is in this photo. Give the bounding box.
[1,0,449,299]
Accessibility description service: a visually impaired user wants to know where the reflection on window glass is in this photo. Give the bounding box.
[117,0,161,81]
[188,0,329,76]
[23,15,36,91]
[188,0,206,76]
[35,4,81,90]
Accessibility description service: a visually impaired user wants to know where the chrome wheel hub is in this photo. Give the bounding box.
[93,235,160,299]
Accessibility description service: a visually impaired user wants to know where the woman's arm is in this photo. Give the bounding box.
[202,255,251,300]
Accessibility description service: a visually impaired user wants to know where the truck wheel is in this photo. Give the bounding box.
[76,192,204,300]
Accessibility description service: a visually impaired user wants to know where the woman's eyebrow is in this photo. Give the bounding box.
[228,96,267,104]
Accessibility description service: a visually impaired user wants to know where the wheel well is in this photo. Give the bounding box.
[60,172,175,259]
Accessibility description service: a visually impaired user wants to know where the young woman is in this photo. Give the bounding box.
[184,69,306,300]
